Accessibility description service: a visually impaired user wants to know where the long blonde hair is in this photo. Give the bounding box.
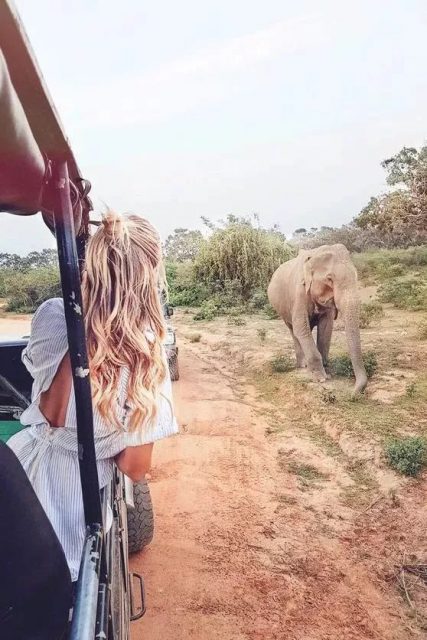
[82,210,166,431]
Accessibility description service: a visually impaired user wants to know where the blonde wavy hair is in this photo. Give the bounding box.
[82,210,166,432]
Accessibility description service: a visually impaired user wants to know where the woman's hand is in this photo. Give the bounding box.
[115,443,154,482]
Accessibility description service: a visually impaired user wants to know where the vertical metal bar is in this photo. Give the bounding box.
[69,524,103,640]
[52,159,102,526]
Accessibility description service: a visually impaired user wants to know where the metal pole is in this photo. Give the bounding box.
[52,159,102,527]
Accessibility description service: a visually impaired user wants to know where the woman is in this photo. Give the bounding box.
[8,211,179,582]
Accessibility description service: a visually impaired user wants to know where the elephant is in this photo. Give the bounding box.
[267,243,368,394]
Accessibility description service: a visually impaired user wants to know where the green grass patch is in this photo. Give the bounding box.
[287,461,327,481]
[384,437,427,477]
[341,460,379,507]
[270,354,294,373]
[353,246,427,284]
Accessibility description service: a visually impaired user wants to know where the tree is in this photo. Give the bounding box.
[354,144,427,242]
[164,228,203,262]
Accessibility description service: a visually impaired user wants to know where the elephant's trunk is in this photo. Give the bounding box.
[337,289,368,394]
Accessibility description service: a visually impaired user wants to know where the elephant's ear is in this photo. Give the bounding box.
[302,255,313,294]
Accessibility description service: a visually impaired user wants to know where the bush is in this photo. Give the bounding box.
[359,301,384,328]
[378,278,427,311]
[167,261,210,306]
[5,267,61,313]
[249,288,269,311]
[384,437,427,477]
[194,216,295,301]
[193,300,220,321]
[270,354,294,373]
[329,351,378,379]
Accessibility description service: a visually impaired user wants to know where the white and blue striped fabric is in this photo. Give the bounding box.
[8,298,179,580]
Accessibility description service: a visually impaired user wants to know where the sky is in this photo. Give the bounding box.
[1,0,426,254]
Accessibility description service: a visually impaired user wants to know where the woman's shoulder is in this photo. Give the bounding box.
[35,297,64,315]
[32,298,66,333]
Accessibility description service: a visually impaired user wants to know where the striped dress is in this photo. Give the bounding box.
[8,298,179,581]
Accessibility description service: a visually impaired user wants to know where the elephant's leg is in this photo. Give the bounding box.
[317,310,334,368]
[289,328,305,368]
[292,312,327,382]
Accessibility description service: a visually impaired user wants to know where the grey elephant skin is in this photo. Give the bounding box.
[267,243,368,394]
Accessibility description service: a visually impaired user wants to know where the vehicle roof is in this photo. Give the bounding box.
[0,0,90,230]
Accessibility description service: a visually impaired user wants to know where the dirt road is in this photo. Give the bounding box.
[2,307,426,639]
[131,309,427,640]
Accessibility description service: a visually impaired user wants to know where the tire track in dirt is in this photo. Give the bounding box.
[130,333,416,640]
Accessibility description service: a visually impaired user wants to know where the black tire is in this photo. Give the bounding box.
[127,480,154,554]
[169,353,179,381]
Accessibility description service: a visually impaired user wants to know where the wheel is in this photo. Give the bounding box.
[110,473,131,639]
[127,479,154,554]
[169,353,179,381]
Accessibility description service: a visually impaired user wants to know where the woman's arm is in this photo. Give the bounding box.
[115,444,154,482]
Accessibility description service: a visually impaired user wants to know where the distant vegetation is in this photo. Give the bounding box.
[1,144,426,316]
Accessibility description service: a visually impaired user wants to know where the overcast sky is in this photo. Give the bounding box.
[1,0,426,254]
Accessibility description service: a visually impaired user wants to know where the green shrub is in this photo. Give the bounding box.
[264,303,279,319]
[359,301,384,328]
[353,246,427,284]
[270,354,294,373]
[378,278,427,311]
[329,351,378,379]
[384,437,427,477]
[193,300,220,321]
[249,288,269,311]
[5,267,61,313]
[167,261,210,306]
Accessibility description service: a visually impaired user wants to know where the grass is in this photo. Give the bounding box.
[341,460,379,507]
[278,452,328,483]
[270,354,294,373]
[359,301,384,328]
[227,315,246,326]
[257,328,267,342]
[417,320,427,340]
[384,437,427,477]
[353,246,427,284]
[378,278,427,311]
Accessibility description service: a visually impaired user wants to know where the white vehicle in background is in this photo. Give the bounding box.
[163,303,179,381]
